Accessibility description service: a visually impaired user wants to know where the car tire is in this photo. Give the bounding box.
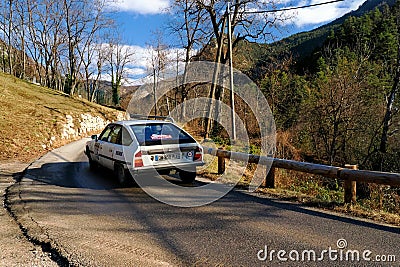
[86,147,98,171]
[115,163,127,185]
[179,168,196,183]
[157,169,171,175]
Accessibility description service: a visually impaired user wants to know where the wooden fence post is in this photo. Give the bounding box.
[344,164,357,204]
[217,148,226,175]
[262,167,275,188]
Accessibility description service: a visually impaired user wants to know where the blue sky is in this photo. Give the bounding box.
[108,0,367,84]
[113,12,171,47]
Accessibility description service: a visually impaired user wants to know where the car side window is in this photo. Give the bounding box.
[108,125,121,144]
[121,127,133,146]
[99,125,113,141]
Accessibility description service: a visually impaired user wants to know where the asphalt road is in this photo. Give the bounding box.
[7,138,400,266]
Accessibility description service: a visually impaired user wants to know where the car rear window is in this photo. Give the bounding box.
[130,123,195,146]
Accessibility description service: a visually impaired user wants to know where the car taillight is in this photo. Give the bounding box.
[194,147,202,161]
[134,151,143,167]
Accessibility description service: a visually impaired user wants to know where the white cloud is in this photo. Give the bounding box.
[110,0,170,14]
[118,45,195,86]
[287,0,366,27]
[125,67,147,77]
[128,45,150,69]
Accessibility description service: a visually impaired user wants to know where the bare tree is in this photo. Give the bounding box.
[81,42,108,102]
[147,31,170,115]
[0,0,15,74]
[62,0,85,95]
[13,0,27,79]
[44,0,64,88]
[0,0,115,96]
[187,0,289,138]
[169,0,209,119]
[24,0,64,87]
[0,1,7,72]
[6,0,13,74]
[25,0,40,83]
[62,0,116,96]
[305,47,375,166]
[77,0,113,101]
[105,41,134,106]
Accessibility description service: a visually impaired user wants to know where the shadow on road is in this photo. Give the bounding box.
[24,161,400,237]
[26,161,201,190]
[26,161,117,189]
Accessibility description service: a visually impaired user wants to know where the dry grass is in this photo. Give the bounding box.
[254,170,400,226]
[256,187,400,226]
[0,73,118,162]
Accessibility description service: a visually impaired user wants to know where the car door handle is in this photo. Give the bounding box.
[109,149,113,152]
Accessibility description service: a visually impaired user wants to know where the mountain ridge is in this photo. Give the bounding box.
[269,0,397,60]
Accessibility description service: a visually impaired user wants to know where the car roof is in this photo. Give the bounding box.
[114,120,172,126]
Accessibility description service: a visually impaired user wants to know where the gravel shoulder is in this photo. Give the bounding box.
[0,161,58,267]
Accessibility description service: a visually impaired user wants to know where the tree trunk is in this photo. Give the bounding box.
[153,69,157,115]
[204,16,226,139]
[379,12,400,154]
[7,0,13,75]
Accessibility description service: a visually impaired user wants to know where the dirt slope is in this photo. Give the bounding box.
[0,73,120,162]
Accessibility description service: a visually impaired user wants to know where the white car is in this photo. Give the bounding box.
[85,118,204,185]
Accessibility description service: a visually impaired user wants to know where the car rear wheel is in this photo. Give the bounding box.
[179,168,196,183]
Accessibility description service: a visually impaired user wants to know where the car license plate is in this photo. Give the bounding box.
[151,153,181,161]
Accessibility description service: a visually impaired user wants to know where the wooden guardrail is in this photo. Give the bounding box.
[204,147,400,203]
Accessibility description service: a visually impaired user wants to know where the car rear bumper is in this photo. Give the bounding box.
[128,161,204,173]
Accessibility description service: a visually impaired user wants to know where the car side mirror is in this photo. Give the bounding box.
[91,135,98,141]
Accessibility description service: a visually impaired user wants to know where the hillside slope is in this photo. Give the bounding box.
[266,0,396,61]
[0,73,123,162]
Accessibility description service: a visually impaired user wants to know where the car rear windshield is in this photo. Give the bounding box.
[130,123,195,146]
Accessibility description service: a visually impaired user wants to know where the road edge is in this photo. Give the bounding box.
[3,161,72,267]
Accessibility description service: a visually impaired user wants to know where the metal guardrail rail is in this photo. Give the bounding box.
[203,147,400,203]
